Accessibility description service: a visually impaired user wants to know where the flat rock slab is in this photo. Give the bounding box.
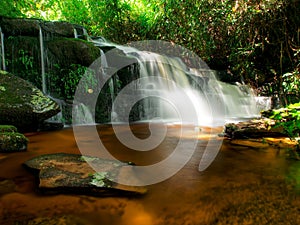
[23,153,147,196]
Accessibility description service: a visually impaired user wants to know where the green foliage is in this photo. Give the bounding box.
[269,103,300,137]
[17,49,34,70]
[5,48,41,88]
[265,102,300,158]
[281,51,300,104]
[90,172,112,188]
[48,64,96,100]
[268,102,300,144]
[0,1,29,17]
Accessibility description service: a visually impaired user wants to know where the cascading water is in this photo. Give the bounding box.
[92,39,260,126]
[0,27,6,71]
[73,102,94,125]
[132,51,214,124]
[39,26,46,94]
[74,28,78,39]
[216,81,260,122]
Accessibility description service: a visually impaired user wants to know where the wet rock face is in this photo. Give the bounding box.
[23,153,147,196]
[0,71,60,132]
[0,17,101,100]
[0,17,81,38]
[0,17,41,36]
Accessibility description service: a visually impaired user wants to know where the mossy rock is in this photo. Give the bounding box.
[0,70,60,132]
[0,17,41,36]
[0,125,28,152]
[0,132,28,152]
[0,125,18,133]
[0,17,78,38]
[46,38,101,67]
[224,118,285,139]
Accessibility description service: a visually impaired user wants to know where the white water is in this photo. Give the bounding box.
[39,26,46,93]
[133,51,215,125]
[74,28,78,38]
[93,40,260,126]
[255,96,272,112]
[73,102,94,125]
[0,27,6,71]
[214,81,261,123]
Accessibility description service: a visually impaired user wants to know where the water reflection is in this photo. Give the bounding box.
[1,124,300,224]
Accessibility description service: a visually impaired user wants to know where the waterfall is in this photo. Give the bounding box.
[214,81,260,123]
[83,28,88,38]
[255,96,272,112]
[133,51,209,124]
[73,103,94,125]
[39,26,46,93]
[74,28,78,38]
[0,27,6,71]
[102,51,114,111]
[91,39,261,125]
[100,49,108,70]
[100,49,119,121]
[45,96,64,124]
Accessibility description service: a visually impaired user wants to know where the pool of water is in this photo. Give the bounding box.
[1,124,300,225]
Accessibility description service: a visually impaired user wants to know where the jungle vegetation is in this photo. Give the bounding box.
[1,0,299,104]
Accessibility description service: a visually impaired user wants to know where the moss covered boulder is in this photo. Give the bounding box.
[0,71,60,132]
[0,125,28,152]
[46,38,101,67]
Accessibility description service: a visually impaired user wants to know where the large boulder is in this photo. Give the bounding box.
[0,16,82,38]
[46,38,101,67]
[0,70,60,132]
[0,17,41,36]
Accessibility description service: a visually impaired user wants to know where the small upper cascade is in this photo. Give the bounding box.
[39,25,46,94]
[74,28,78,39]
[0,26,6,71]
[100,49,108,68]
[73,24,89,40]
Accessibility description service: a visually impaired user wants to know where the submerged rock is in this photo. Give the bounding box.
[0,71,60,132]
[19,215,90,225]
[0,125,28,152]
[23,153,147,196]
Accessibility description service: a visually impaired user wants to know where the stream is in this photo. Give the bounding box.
[1,124,300,224]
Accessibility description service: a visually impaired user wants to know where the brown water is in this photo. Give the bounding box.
[1,124,300,225]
